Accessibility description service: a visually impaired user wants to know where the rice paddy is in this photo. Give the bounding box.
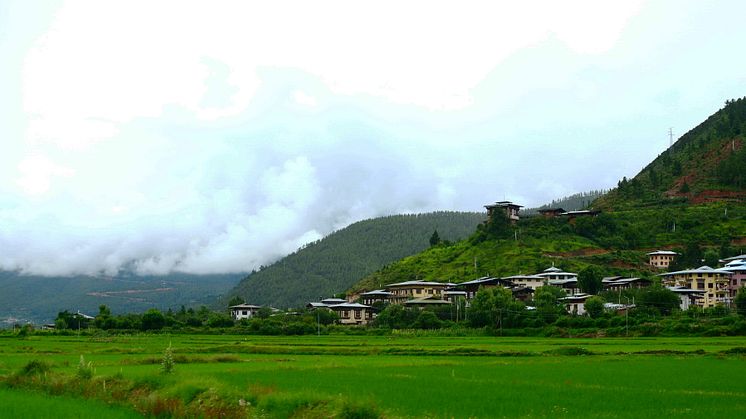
[1,334,745,418]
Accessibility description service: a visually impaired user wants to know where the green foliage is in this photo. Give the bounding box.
[467,287,513,328]
[227,296,244,307]
[77,355,93,380]
[735,288,746,317]
[584,296,605,319]
[412,311,442,329]
[578,266,604,294]
[19,359,52,377]
[161,343,175,374]
[141,309,166,331]
[228,211,484,308]
[373,305,419,329]
[207,313,235,328]
[637,286,680,316]
[429,230,441,246]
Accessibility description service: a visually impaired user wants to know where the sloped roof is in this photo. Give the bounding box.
[659,266,731,276]
[647,250,678,256]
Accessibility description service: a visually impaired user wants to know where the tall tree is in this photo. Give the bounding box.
[429,230,441,247]
[577,266,604,295]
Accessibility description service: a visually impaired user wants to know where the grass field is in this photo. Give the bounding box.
[1,334,745,418]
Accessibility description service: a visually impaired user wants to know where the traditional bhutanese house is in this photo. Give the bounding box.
[403,297,452,309]
[666,286,705,310]
[560,293,591,315]
[717,262,746,301]
[321,297,347,305]
[306,297,348,310]
[449,276,515,299]
[659,266,731,308]
[510,286,534,302]
[229,304,263,320]
[442,290,467,303]
[537,208,565,218]
[484,201,523,223]
[603,302,635,315]
[561,210,601,224]
[359,290,394,306]
[549,278,581,296]
[502,274,546,290]
[536,266,578,281]
[602,276,652,291]
[647,250,678,269]
[327,303,376,325]
[385,281,449,304]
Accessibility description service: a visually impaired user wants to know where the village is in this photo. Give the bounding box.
[230,201,746,326]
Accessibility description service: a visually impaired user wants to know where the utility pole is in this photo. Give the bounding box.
[669,128,674,147]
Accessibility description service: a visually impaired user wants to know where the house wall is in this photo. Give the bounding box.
[649,254,675,269]
[231,309,255,320]
[662,273,729,308]
[335,308,373,325]
[728,272,746,299]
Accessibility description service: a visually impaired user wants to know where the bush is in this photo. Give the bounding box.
[19,359,52,376]
[76,355,93,380]
[161,344,175,374]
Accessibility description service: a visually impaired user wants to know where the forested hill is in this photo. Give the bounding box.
[595,97,746,210]
[226,211,485,308]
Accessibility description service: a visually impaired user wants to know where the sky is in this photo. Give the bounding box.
[1,0,746,277]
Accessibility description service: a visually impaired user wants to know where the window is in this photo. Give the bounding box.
[342,310,348,318]
[354,310,361,319]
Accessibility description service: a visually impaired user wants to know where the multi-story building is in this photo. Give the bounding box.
[659,266,731,308]
[647,250,678,269]
[502,274,546,290]
[484,201,522,222]
[385,281,450,304]
[719,259,746,301]
[229,304,263,320]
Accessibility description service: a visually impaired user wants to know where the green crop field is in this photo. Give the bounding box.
[1,334,745,418]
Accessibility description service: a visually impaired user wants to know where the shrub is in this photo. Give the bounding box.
[161,343,175,374]
[76,355,93,380]
[18,359,52,377]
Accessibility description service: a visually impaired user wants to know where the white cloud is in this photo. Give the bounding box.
[3,0,746,277]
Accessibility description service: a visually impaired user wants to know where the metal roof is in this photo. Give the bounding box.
[386,280,447,287]
[659,266,731,276]
[647,250,678,256]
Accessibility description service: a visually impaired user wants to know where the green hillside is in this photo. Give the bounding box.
[352,100,746,293]
[227,212,485,308]
[596,97,746,210]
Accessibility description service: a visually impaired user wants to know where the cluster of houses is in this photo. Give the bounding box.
[230,201,746,326]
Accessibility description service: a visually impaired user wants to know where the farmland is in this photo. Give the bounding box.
[1,334,745,418]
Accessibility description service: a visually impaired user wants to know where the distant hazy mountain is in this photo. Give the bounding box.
[0,271,242,326]
[226,211,485,308]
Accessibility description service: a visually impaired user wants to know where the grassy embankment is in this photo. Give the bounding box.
[1,334,745,418]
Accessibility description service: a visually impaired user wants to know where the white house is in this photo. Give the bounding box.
[229,304,263,320]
